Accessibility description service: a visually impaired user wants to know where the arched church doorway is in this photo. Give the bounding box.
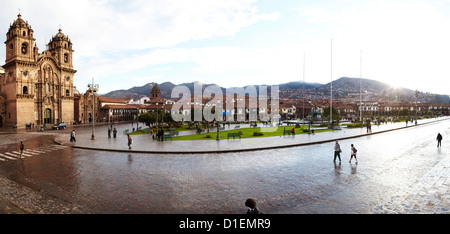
[44,108,52,124]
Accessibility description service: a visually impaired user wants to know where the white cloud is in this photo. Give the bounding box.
[1,0,279,91]
[297,0,450,94]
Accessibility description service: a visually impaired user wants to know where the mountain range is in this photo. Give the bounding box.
[102,77,450,103]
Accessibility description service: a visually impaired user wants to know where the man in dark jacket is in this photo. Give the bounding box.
[437,133,443,147]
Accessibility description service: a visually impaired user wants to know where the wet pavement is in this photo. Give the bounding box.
[0,118,449,214]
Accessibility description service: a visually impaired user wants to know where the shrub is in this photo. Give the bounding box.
[346,123,365,128]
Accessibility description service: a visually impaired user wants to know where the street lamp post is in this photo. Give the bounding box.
[216,121,220,141]
[415,90,419,125]
[88,78,99,140]
[156,103,159,132]
[162,103,167,140]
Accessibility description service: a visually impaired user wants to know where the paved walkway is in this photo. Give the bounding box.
[55,117,449,153]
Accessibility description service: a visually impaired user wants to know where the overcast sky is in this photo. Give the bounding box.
[2,0,450,95]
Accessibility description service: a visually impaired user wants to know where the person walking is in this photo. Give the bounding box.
[245,198,263,214]
[113,127,117,138]
[70,130,76,142]
[127,134,132,149]
[108,127,111,138]
[19,141,24,158]
[334,141,342,162]
[349,144,358,164]
[437,133,443,147]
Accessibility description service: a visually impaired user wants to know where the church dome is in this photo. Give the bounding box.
[52,29,68,41]
[11,14,27,27]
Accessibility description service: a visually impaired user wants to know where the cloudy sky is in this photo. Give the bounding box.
[1,0,450,95]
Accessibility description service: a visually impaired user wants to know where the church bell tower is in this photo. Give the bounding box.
[4,13,36,64]
[47,28,74,70]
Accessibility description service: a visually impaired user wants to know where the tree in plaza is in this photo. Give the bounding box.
[138,109,175,127]
[399,108,410,116]
[322,106,340,122]
[392,109,400,117]
[138,111,157,126]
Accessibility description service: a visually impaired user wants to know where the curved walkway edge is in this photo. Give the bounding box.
[54,118,449,154]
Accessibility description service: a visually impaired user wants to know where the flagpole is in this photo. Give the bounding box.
[330,39,333,125]
[303,52,305,121]
[360,49,363,127]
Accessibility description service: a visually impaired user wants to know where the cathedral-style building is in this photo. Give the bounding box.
[0,14,76,128]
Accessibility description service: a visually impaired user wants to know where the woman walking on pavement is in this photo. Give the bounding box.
[127,134,132,149]
[334,141,342,163]
[70,130,76,142]
[349,144,358,164]
[19,141,24,158]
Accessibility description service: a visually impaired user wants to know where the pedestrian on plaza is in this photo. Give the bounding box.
[19,141,24,158]
[161,128,165,141]
[366,119,371,133]
[349,144,358,164]
[113,128,117,138]
[127,134,132,149]
[437,133,443,147]
[291,127,295,135]
[108,127,111,138]
[245,198,263,214]
[70,130,76,142]
[334,141,342,163]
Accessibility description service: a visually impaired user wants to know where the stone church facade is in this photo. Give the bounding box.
[0,14,76,128]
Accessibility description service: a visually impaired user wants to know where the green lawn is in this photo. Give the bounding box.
[172,126,333,141]
[127,125,199,135]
